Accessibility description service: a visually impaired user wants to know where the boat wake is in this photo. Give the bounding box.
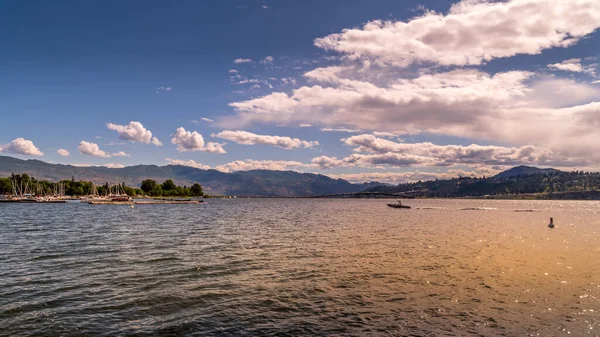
[460,207,497,211]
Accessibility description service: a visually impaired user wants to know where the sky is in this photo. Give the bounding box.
[1,0,600,184]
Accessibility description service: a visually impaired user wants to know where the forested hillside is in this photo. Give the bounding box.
[367,169,600,199]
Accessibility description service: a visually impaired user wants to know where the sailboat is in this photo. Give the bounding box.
[108,182,131,202]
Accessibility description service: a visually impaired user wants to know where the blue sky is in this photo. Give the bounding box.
[1,0,600,183]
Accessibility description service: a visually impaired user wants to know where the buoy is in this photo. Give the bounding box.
[548,217,555,228]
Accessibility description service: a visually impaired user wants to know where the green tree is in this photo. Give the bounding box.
[151,185,163,196]
[123,186,136,196]
[162,179,176,191]
[190,183,203,196]
[0,178,12,194]
[141,179,157,194]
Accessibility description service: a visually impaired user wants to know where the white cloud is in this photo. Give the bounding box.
[107,121,162,146]
[261,56,275,64]
[227,68,535,133]
[238,79,260,84]
[219,0,600,168]
[314,0,600,68]
[112,151,131,157]
[78,141,110,158]
[547,58,596,74]
[328,168,503,184]
[56,149,70,157]
[234,58,253,64]
[309,134,590,169]
[280,78,297,85]
[171,127,226,153]
[250,84,261,90]
[372,131,400,138]
[299,123,313,127]
[165,158,211,170]
[592,80,600,84]
[215,159,306,173]
[310,156,349,169]
[320,127,362,133]
[226,67,600,159]
[229,69,239,73]
[0,138,44,156]
[548,58,584,72]
[193,118,214,124]
[212,130,319,149]
[156,86,172,94]
[104,163,125,168]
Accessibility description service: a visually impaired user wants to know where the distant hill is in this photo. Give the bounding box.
[495,165,559,178]
[0,156,381,197]
[366,166,599,199]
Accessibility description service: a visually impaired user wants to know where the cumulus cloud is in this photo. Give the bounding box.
[191,117,214,125]
[171,127,226,153]
[104,163,125,168]
[156,86,172,94]
[228,68,536,133]
[78,141,110,158]
[226,67,600,159]
[547,58,585,73]
[56,148,70,157]
[229,69,239,73]
[238,79,261,84]
[309,134,592,170]
[234,58,253,64]
[107,121,162,146]
[320,127,362,133]
[215,159,307,173]
[211,130,319,149]
[112,151,131,157]
[0,138,44,156]
[314,0,600,67]
[261,56,275,64]
[328,167,503,184]
[219,0,600,168]
[310,134,590,169]
[165,158,211,170]
[372,131,401,138]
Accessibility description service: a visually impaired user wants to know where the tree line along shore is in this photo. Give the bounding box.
[0,174,204,198]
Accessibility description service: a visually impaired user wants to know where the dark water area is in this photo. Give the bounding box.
[1,199,599,336]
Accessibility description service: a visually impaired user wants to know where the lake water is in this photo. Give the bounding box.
[1,199,599,336]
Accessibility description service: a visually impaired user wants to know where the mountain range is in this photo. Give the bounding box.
[494,165,559,178]
[363,165,600,199]
[0,156,383,196]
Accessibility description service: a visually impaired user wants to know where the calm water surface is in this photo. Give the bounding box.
[1,199,599,336]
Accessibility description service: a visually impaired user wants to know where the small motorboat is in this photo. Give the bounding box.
[387,200,411,209]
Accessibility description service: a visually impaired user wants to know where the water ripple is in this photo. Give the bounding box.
[1,199,600,336]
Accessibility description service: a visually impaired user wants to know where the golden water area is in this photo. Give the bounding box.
[1,199,599,336]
